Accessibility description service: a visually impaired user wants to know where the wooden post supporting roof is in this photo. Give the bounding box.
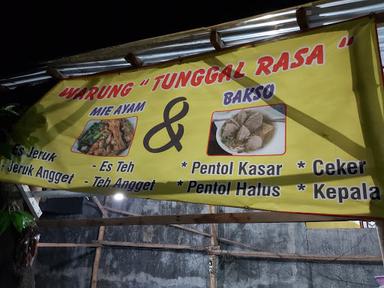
[376,220,384,268]
[208,206,218,288]
[46,67,65,80]
[91,197,108,288]
[210,30,225,51]
[296,7,309,31]
[125,52,143,67]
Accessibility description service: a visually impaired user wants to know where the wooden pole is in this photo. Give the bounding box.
[91,197,108,288]
[296,7,309,31]
[124,52,143,67]
[208,206,218,288]
[38,211,362,228]
[376,220,384,268]
[210,30,224,51]
[46,67,65,80]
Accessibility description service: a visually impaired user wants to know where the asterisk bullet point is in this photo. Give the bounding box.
[297,160,306,169]
[297,184,306,191]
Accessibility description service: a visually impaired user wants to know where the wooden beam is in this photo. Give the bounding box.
[93,197,108,217]
[17,184,42,218]
[36,241,382,263]
[208,206,218,288]
[91,197,107,288]
[375,12,384,24]
[376,220,384,267]
[296,7,309,31]
[124,52,143,67]
[211,250,382,264]
[98,240,206,252]
[46,67,65,80]
[38,243,100,248]
[208,206,219,247]
[210,30,224,51]
[38,211,363,228]
[91,227,105,288]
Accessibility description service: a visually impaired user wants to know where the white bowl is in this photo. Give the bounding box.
[214,106,286,156]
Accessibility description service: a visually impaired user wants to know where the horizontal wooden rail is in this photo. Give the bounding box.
[38,211,364,228]
[38,243,100,248]
[211,250,382,264]
[98,240,206,251]
[37,241,382,263]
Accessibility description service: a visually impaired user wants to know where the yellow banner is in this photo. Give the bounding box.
[2,17,384,217]
[305,221,361,229]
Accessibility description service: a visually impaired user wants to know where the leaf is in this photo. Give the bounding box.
[10,211,35,233]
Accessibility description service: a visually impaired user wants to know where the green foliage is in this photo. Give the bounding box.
[0,210,36,235]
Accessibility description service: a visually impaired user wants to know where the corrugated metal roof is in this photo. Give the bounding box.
[1,0,383,89]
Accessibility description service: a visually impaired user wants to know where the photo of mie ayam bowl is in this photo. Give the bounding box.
[72,117,137,157]
[214,105,285,156]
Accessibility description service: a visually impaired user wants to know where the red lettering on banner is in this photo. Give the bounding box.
[121,82,134,96]
[152,75,165,91]
[84,87,99,101]
[306,44,324,65]
[72,88,87,100]
[255,56,274,76]
[175,71,192,88]
[57,82,135,101]
[191,69,205,87]
[273,52,290,73]
[56,43,325,100]
[59,87,80,98]
[97,86,111,99]
[162,73,176,90]
[255,44,325,76]
[234,61,246,78]
[218,65,233,82]
[205,66,219,84]
[151,62,246,91]
[107,84,123,98]
[290,47,309,69]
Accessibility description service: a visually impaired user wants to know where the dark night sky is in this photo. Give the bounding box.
[0,1,313,78]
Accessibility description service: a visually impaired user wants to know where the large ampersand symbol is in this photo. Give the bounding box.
[143,97,189,153]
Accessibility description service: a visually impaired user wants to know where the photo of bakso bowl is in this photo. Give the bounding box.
[214,106,285,155]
